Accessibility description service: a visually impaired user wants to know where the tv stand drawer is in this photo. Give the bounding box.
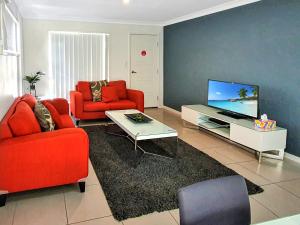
[230,124,287,152]
[181,107,199,125]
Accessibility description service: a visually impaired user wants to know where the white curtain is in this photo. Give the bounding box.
[49,32,109,99]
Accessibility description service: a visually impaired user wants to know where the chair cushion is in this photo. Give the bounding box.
[8,101,41,137]
[108,100,136,110]
[83,101,110,112]
[34,102,55,132]
[43,101,64,129]
[21,94,37,109]
[90,80,108,102]
[102,86,119,103]
[77,81,93,101]
[108,80,127,99]
[59,115,75,128]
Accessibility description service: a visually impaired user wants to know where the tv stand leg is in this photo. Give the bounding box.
[278,149,284,160]
[259,149,285,163]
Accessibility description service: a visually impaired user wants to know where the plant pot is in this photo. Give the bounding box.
[29,84,36,95]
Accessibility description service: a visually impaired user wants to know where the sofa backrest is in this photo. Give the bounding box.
[21,94,37,109]
[0,95,38,141]
[76,80,127,101]
[108,80,127,99]
[0,97,21,140]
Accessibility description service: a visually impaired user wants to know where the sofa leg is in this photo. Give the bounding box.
[0,194,7,207]
[76,120,80,127]
[79,182,85,193]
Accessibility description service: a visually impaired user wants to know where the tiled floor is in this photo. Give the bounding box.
[2,108,300,225]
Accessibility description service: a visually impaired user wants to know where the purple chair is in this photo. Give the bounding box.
[178,175,251,225]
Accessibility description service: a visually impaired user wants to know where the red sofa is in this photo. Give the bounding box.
[70,80,144,124]
[0,95,89,206]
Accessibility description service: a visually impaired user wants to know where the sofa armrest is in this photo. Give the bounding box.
[44,98,69,115]
[127,89,144,112]
[70,91,84,118]
[0,128,89,193]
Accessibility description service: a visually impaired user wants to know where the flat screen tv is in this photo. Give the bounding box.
[208,80,259,119]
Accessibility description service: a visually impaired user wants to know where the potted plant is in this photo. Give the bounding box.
[23,71,45,97]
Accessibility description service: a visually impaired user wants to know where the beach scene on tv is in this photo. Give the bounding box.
[208,80,258,118]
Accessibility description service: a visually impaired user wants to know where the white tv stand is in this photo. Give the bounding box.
[181,105,287,163]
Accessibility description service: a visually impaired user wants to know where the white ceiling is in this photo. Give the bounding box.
[14,0,258,25]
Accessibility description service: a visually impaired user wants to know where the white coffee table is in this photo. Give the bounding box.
[105,109,178,158]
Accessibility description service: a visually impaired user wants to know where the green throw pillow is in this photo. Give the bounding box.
[90,80,108,102]
[34,101,55,131]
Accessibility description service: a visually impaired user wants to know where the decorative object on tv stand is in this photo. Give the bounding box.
[23,71,45,97]
[255,114,277,130]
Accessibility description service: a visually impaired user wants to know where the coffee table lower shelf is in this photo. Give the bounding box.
[105,125,178,160]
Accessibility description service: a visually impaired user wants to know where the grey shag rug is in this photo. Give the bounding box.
[84,125,263,221]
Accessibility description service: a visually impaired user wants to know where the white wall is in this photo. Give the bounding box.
[22,19,163,105]
[0,0,22,120]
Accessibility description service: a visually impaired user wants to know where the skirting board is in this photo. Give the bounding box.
[161,105,181,116]
[162,105,300,164]
[285,153,300,164]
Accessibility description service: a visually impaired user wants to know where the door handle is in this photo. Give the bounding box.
[131,70,137,74]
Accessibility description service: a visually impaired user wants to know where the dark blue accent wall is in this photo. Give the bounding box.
[164,0,300,156]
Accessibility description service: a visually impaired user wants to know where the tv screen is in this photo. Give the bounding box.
[208,80,259,118]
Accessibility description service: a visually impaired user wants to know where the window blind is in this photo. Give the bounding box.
[49,31,109,99]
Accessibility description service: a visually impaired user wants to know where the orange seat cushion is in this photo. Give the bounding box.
[83,101,110,112]
[102,86,119,103]
[108,100,136,110]
[108,80,127,99]
[8,101,41,137]
[21,94,37,109]
[77,81,93,101]
[60,115,75,128]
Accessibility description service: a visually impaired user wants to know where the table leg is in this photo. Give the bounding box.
[259,152,262,164]
[135,139,137,151]
[175,137,179,157]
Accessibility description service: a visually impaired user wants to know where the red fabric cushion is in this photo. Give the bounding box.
[8,101,41,137]
[0,98,21,140]
[108,80,127,99]
[77,81,92,101]
[108,100,136,110]
[21,94,37,109]
[47,98,69,115]
[60,115,75,128]
[83,101,110,112]
[43,101,64,129]
[102,86,119,103]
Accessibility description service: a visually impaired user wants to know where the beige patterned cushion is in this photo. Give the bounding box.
[90,80,108,102]
[34,101,55,131]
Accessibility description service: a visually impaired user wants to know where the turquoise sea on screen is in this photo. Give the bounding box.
[208,100,258,117]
